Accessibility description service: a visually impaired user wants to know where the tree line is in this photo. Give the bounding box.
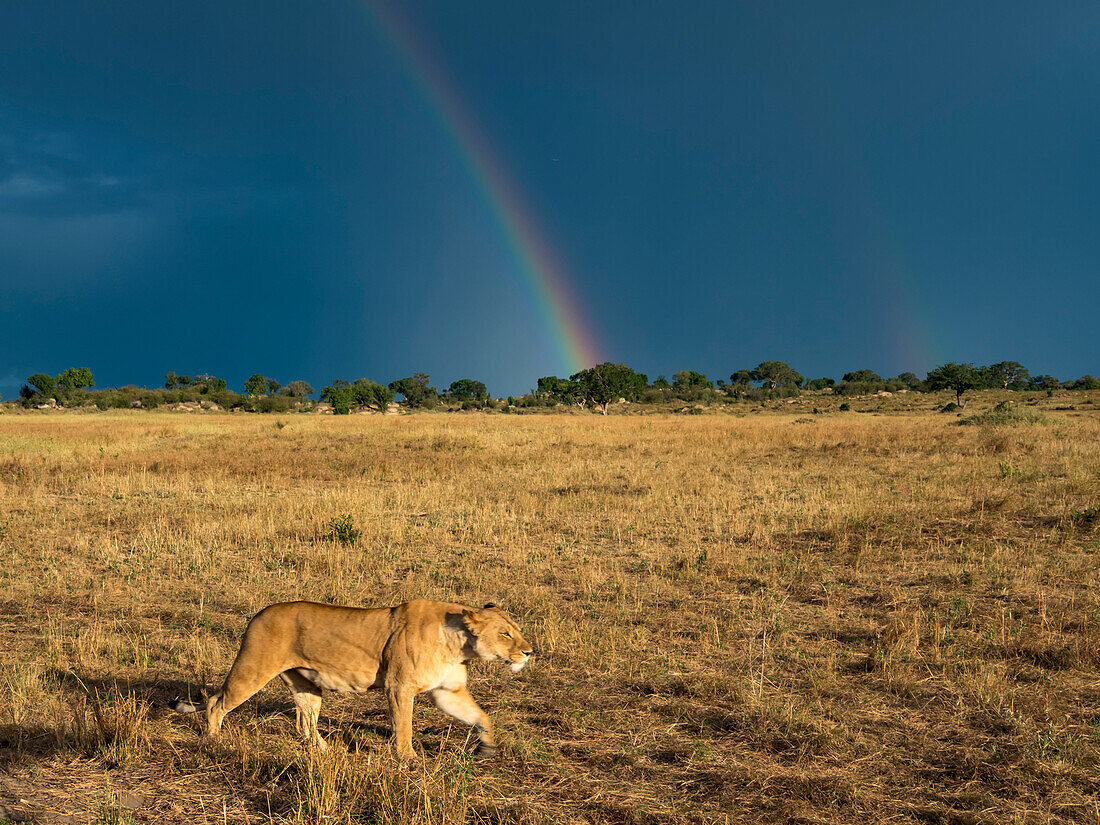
[13,369,494,414]
[11,360,1099,413]
[527,360,1098,413]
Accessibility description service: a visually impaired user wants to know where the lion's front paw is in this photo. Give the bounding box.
[476,742,499,760]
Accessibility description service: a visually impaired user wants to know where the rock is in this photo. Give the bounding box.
[130,400,143,408]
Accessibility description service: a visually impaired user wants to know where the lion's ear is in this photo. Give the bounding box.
[483,602,497,610]
[462,609,485,635]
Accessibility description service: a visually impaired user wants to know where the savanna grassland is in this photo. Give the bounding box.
[1,399,1099,824]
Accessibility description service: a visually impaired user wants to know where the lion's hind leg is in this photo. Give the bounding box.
[280,670,326,751]
[430,686,496,758]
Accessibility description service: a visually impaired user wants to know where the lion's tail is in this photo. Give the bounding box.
[169,697,209,714]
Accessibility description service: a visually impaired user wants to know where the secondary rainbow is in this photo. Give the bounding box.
[364,0,601,375]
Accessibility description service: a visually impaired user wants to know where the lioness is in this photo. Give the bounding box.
[170,599,533,758]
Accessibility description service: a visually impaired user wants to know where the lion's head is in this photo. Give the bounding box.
[462,604,533,672]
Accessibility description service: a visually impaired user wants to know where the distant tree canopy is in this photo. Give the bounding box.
[389,373,438,408]
[1074,374,1100,390]
[984,361,1030,390]
[320,377,392,415]
[1030,374,1061,391]
[447,379,488,402]
[926,362,981,407]
[895,372,922,389]
[536,375,580,403]
[751,361,803,389]
[11,357,1099,412]
[26,373,56,396]
[729,369,753,387]
[320,384,352,415]
[244,374,269,396]
[165,373,225,393]
[672,370,711,391]
[351,379,394,411]
[22,369,95,401]
[570,362,647,414]
[194,374,227,393]
[842,369,882,384]
[57,367,95,391]
[281,380,315,398]
[835,368,886,396]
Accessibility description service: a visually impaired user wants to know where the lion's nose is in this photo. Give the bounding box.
[523,648,534,657]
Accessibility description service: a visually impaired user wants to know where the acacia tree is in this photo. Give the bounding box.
[447,379,488,403]
[751,361,803,389]
[389,373,438,408]
[926,362,980,407]
[281,380,315,398]
[570,363,647,414]
[729,369,753,387]
[842,369,882,384]
[351,378,395,411]
[985,361,1030,390]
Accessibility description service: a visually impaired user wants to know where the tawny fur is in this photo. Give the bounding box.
[170,599,533,758]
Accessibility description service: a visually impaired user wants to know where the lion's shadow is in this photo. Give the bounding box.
[1,669,475,764]
[2,669,452,757]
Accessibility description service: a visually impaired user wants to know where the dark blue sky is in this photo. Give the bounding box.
[2,1,1098,398]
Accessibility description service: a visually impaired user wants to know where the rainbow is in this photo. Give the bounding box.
[364,1,601,376]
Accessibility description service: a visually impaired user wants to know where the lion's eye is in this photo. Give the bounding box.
[502,632,512,639]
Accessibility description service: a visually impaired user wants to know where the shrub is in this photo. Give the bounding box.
[960,401,1051,427]
[320,385,353,415]
[327,514,361,545]
[255,395,292,413]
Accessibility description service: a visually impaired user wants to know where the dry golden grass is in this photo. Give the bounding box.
[1,397,1098,823]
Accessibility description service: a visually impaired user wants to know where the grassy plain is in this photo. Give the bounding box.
[0,394,1098,823]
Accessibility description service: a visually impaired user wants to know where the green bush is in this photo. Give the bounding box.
[960,401,1050,427]
[327,514,361,545]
